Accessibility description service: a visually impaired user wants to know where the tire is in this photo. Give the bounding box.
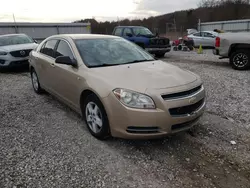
[155,52,166,58]
[230,50,250,70]
[177,45,182,51]
[31,69,43,94]
[83,94,110,140]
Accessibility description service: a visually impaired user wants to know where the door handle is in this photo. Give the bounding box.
[50,63,55,68]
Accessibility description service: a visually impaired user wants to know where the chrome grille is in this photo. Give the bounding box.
[162,85,202,100]
[10,49,32,57]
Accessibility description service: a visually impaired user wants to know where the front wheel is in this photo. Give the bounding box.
[230,50,250,70]
[83,94,110,140]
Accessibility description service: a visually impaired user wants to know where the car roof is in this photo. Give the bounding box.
[0,33,27,38]
[50,34,120,40]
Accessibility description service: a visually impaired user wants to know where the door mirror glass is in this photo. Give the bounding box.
[55,56,77,67]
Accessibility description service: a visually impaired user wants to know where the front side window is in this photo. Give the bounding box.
[0,35,34,46]
[123,28,133,36]
[55,40,74,59]
[132,27,153,36]
[40,40,58,58]
[75,38,154,67]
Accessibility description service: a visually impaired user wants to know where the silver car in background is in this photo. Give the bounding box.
[188,31,218,47]
[0,34,38,68]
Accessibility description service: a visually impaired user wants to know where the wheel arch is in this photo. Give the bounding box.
[79,89,107,116]
[229,43,250,57]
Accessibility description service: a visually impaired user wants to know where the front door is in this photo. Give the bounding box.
[123,28,134,42]
[49,40,81,110]
[202,32,216,47]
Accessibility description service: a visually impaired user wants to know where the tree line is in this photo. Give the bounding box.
[75,0,250,35]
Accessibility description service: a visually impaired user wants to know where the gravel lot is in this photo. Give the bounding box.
[1,51,250,188]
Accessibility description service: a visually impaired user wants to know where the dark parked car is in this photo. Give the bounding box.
[113,26,171,58]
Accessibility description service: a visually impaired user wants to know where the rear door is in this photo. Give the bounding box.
[113,27,123,37]
[36,39,59,91]
[50,39,80,109]
[190,32,203,47]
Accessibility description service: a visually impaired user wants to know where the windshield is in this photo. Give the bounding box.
[132,27,153,36]
[0,35,34,46]
[75,38,154,67]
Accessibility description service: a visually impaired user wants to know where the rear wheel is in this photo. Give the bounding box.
[230,50,250,70]
[83,94,110,140]
[31,69,43,94]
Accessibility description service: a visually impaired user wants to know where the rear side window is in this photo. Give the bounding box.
[40,40,58,58]
[193,32,201,37]
[54,40,74,59]
[114,28,123,36]
[203,32,215,38]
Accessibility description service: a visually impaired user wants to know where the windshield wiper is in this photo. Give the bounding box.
[88,63,122,68]
[88,59,155,68]
[122,59,155,64]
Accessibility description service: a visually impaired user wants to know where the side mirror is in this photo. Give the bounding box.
[126,33,133,37]
[34,40,38,43]
[55,56,77,68]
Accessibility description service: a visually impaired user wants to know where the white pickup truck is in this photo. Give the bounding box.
[213,32,250,70]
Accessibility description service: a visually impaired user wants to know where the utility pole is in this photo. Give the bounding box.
[13,14,18,33]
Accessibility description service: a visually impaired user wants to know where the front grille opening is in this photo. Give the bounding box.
[162,85,202,100]
[171,118,199,131]
[10,49,32,57]
[169,99,204,116]
[126,126,159,134]
[0,59,5,64]
[150,38,170,45]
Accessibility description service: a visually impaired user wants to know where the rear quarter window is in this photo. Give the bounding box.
[114,28,123,36]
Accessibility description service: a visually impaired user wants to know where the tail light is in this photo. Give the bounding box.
[215,37,220,47]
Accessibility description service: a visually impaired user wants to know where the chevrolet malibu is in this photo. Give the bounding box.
[29,34,206,140]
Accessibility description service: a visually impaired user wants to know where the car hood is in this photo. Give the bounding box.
[0,43,38,52]
[89,60,198,93]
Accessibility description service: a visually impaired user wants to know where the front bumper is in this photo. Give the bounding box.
[0,55,29,68]
[145,46,171,54]
[102,84,206,139]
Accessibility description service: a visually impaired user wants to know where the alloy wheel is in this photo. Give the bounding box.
[85,102,103,133]
[233,53,248,68]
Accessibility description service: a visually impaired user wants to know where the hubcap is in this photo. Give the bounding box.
[32,72,39,91]
[233,53,248,68]
[85,102,103,133]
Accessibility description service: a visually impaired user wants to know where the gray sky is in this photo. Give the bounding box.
[0,0,199,22]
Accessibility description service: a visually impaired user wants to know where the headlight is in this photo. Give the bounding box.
[113,88,155,109]
[0,51,7,55]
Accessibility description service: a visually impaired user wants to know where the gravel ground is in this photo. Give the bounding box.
[1,53,250,188]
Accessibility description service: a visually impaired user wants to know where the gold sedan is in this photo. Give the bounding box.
[29,34,205,140]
